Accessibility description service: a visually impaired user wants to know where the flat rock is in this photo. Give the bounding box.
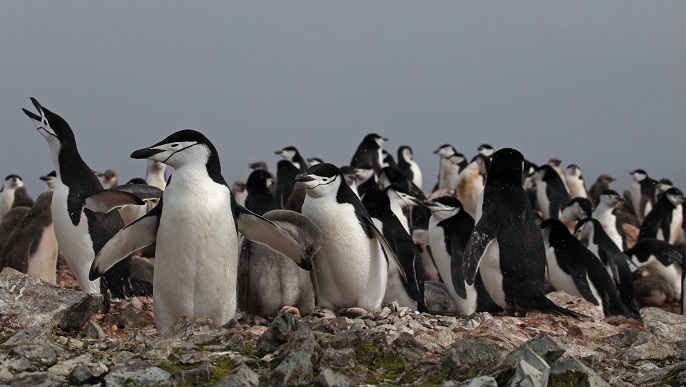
[104,360,171,386]
[0,268,103,330]
[213,364,259,387]
[641,307,686,344]
[314,368,351,387]
[549,358,610,387]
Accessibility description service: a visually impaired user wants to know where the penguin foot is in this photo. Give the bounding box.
[312,308,337,319]
[279,306,301,316]
[337,307,369,318]
[253,315,270,326]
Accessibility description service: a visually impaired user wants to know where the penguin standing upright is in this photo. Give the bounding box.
[565,164,588,200]
[275,146,309,173]
[145,160,167,191]
[89,129,311,335]
[559,197,593,234]
[534,165,571,220]
[626,238,683,301]
[245,170,277,215]
[22,98,135,298]
[589,174,615,207]
[463,148,580,317]
[0,175,34,219]
[397,145,423,190]
[592,190,627,251]
[630,169,658,223]
[541,219,637,319]
[40,171,57,191]
[574,218,638,313]
[350,133,387,174]
[1,191,58,284]
[96,169,118,189]
[273,160,300,209]
[238,210,321,324]
[425,196,477,315]
[363,188,424,311]
[638,187,685,244]
[433,144,458,191]
[296,163,404,317]
[456,155,489,219]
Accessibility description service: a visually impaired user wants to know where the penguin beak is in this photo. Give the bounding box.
[423,201,437,208]
[131,147,165,159]
[22,97,43,121]
[295,173,314,183]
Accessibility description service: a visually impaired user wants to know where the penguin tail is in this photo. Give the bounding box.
[528,296,586,318]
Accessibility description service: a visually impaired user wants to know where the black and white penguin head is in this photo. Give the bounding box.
[131,129,219,171]
[656,178,674,195]
[295,163,343,199]
[434,144,456,158]
[598,190,623,208]
[560,197,592,221]
[565,164,583,179]
[275,146,300,162]
[3,175,24,190]
[663,187,685,206]
[573,217,597,244]
[424,196,463,221]
[22,98,76,153]
[477,144,494,158]
[486,148,524,187]
[247,170,274,191]
[364,133,387,147]
[307,157,323,166]
[354,164,376,183]
[385,184,421,209]
[40,170,57,189]
[630,169,648,182]
[398,146,414,162]
[232,179,247,193]
[448,153,466,166]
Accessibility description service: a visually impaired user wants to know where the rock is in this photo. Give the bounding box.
[256,314,299,355]
[171,361,213,385]
[119,297,151,328]
[506,348,550,387]
[495,334,565,372]
[445,338,501,370]
[104,360,171,386]
[2,325,54,347]
[47,353,108,379]
[319,348,357,370]
[0,354,37,373]
[442,346,462,380]
[641,307,686,344]
[8,372,54,386]
[314,368,351,387]
[443,376,498,386]
[9,345,58,368]
[328,330,370,350]
[69,365,96,385]
[264,342,318,386]
[214,364,259,387]
[633,361,686,386]
[549,358,610,387]
[0,268,103,330]
[165,316,223,340]
[622,332,682,363]
[85,320,106,340]
[391,332,427,361]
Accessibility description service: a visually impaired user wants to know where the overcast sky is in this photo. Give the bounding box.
[1,1,684,196]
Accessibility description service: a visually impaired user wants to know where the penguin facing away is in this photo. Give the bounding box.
[462,148,581,317]
[541,219,637,319]
[238,210,321,324]
[638,187,684,245]
[362,188,425,312]
[88,129,312,335]
[273,159,300,209]
[22,98,135,299]
[397,145,423,190]
[245,169,277,215]
[425,196,477,315]
[1,191,58,284]
[350,133,387,174]
[533,165,572,220]
[589,174,615,207]
[433,144,457,191]
[626,238,683,300]
[296,162,406,317]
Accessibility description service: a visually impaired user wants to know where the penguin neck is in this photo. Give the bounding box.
[54,140,101,190]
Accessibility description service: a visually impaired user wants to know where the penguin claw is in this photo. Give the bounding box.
[253,315,270,326]
[279,306,301,316]
[312,308,336,319]
[337,307,369,318]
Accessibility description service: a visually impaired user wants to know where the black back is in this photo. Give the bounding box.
[245,170,277,216]
[351,133,384,174]
[639,187,683,242]
[274,160,299,208]
[539,165,571,219]
[397,145,415,183]
[627,238,683,267]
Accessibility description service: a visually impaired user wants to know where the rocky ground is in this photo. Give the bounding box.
[1,267,686,386]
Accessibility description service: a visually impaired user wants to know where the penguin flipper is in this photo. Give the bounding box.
[599,249,621,287]
[89,200,161,280]
[84,190,145,213]
[109,184,164,200]
[463,204,498,285]
[237,237,251,313]
[366,218,408,283]
[567,264,600,306]
[449,239,467,299]
[234,204,312,271]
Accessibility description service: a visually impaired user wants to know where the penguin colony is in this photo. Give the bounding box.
[0,98,683,336]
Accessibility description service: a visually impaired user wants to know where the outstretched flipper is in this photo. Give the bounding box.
[84,190,145,213]
[89,199,162,280]
[234,203,312,271]
[109,184,164,201]
[463,203,498,285]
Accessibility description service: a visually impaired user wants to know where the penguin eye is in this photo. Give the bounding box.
[43,119,48,125]
[170,143,179,148]
[322,178,328,182]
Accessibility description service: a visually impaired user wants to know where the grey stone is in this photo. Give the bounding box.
[442,347,462,380]
[504,334,565,366]
[549,358,610,387]
[0,355,37,373]
[85,320,106,340]
[264,342,318,386]
[314,368,351,387]
[256,314,299,355]
[641,307,686,344]
[119,297,151,328]
[0,268,103,330]
[8,372,54,387]
[69,365,95,385]
[319,348,357,370]
[633,361,686,386]
[446,339,501,369]
[622,332,682,363]
[391,332,427,361]
[171,361,212,386]
[328,330,369,350]
[104,360,171,386]
[3,325,54,347]
[213,364,259,387]
[165,316,223,340]
[442,376,498,386]
[506,348,550,387]
[47,354,108,378]
[9,345,57,368]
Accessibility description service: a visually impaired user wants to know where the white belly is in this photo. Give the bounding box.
[478,240,506,309]
[536,182,551,219]
[0,190,14,219]
[52,183,100,293]
[302,197,387,311]
[26,225,59,284]
[153,182,237,335]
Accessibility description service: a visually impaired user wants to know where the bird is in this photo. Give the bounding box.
[350,133,387,174]
[95,169,118,189]
[463,147,580,317]
[273,159,300,209]
[275,145,309,173]
[626,238,683,301]
[231,179,247,207]
[559,197,593,234]
[0,175,34,219]
[353,164,379,198]
[588,174,615,207]
[592,190,627,251]
[638,187,684,245]
[433,144,458,191]
[533,165,571,220]
[456,155,489,219]
[0,207,31,267]
[40,171,57,191]
[88,129,311,335]
[244,169,277,215]
[477,144,495,158]
[630,169,658,224]
[22,98,136,299]
[296,162,404,317]
[565,164,588,200]
[397,145,423,190]
[145,160,167,191]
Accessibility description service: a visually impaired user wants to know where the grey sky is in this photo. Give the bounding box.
[1,1,684,196]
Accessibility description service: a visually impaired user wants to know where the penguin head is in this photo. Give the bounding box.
[487,148,525,186]
[385,184,422,209]
[630,169,648,182]
[565,164,583,179]
[477,143,494,158]
[598,190,623,208]
[433,144,456,158]
[23,98,76,151]
[560,198,592,222]
[246,170,274,191]
[424,196,463,221]
[664,187,685,206]
[363,133,387,147]
[275,146,300,162]
[573,218,598,244]
[248,160,269,171]
[398,146,413,162]
[448,153,466,166]
[3,175,24,189]
[295,163,343,199]
[307,157,323,166]
[656,178,674,195]
[131,129,219,171]
[232,179,247,193]
[353,164,376,183]
[40,171,57,188]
